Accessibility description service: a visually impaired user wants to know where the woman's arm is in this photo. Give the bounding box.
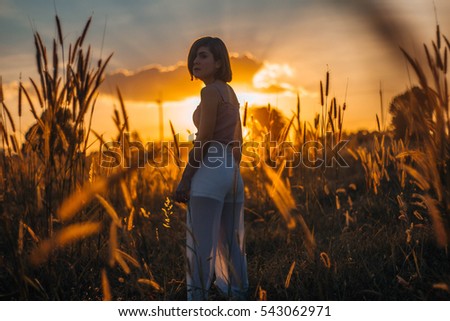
[174,86,219,202]
[182,85,219,179]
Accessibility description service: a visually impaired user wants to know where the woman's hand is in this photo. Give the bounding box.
[174,177,191,203]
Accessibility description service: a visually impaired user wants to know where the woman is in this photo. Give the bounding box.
[174,37,248,300]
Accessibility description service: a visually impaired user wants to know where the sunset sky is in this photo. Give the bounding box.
[1,0,450,142]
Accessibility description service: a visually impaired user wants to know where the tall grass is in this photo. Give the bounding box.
[0,16,165,300]
[356,24,449,248]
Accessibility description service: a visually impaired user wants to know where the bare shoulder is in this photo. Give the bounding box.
[200,85,220,110]
[201,84,221,98]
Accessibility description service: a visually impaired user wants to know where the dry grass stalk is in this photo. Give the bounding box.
[18,219,24,255]
[138,278,163,292]
[1,102,16,133]
[320,252,331,269]
[284,261,296,289]
[296,93,301,140]
[120,179,133,210]
[116,87,129,132]
[22,222,40,243]
[297,214,316,259]
[127,207,135,231]
[116,249,140,268]
[108,221,118,267]
[257,286,267,301]
[335,195,341,210]
[169,120,181,168]
[402,164,431,192]
[57,167,135,222]
[398,25,449,221]
[101,268,112,301]
[96,194,123,228]
[115,249,131,274]
[396,151,442,202]
[432,283,449,292]
[57,179,107,221]
[242,101,248,128]
[263,162,296,229]
[29,222,101,266]
[421,194,448,248]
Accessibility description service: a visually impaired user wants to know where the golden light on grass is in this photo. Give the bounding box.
[18,220,41,255]
[397,151,443,202]
[413,210,424,221]
[108,221,118,267]
[22,222,40,243]
[117,249,140,268]
[57,168,135,222]
[96,194,123,228]
[335,195,341,210]
[263,162,296,229]
[52,222,101,245]
[284,261,296,289]
[138,278,163,292]
[112,248,142,275]
[320,252,331,269]
[101,268,112,301]
[127,208,135,231]
[257,286,267,301]
[421,194,448,248]
[120,179,134,210]
[29,222,101,266]
[57,179,107,222]
[344,210,354,227]
[432,283,449,292]
[115,249,131,274]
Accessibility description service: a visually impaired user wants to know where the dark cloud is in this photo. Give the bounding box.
[230,55,263,84]
[100,55,278,102]
[100,64,201,102]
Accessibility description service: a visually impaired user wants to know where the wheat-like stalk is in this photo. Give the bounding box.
[29,221,101,266]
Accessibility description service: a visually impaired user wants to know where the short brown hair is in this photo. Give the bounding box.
[187,37,232,82]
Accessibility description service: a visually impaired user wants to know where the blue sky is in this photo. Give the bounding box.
[1,0,450,137]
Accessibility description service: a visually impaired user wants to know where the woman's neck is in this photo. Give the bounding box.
[203,77,216,85]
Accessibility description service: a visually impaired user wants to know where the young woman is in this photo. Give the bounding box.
[174,37,248,300]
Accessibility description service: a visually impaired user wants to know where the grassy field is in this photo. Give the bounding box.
[0,16,449,301]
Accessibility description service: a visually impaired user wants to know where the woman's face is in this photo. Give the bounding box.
[192,46,220,84]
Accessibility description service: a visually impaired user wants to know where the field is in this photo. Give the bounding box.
[0,16,449,301]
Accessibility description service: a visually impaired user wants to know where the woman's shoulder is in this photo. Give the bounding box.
[200,84,221,100]
[206,81,239,105]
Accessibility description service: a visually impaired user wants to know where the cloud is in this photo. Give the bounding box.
[101,63,201,102]
[229,54,263,86]
[252,62,296,93]
[100,54,299,102]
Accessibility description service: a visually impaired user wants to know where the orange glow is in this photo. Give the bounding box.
[5,51,382,147]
